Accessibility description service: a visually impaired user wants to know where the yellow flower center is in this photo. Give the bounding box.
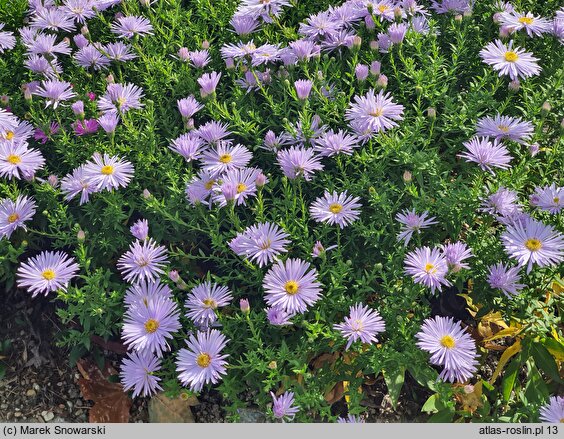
[219,154,232,164]
[42,269,56,280]
[424,263,437,274]
[518,16,534,25]
[370,108,384,117]
[352,319,363,332]
[497,124,510,133]
[144,318,159,333]
[6,154,21,165]
[329,203,343,214]
[205,180,215,190]
[7,213,19,223]
[378,5,389,12]
[202,298,217,309]
[440,335,456,349]
[560,418,564,423]
[284,280,299,295]
[260,239,272,250]
[236,183,247,193]
[117,97,127,108]
[504,51,519,62]
[524,238,542,252]
[101,165,114,175]
[554,197,560,204]
[5,131,14,140]
[197,353,211,368]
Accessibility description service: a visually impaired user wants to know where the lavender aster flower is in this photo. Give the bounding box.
[169,133,204,162]
[0,141,45,180]
[185,281,233,325]
[487,262,525,298]
[60,165,96,205]
[24,55,63,79]
[130,219,149,241]
[294,79,313,100]
[75,44,110,70]
[0,195,37,239]
[194,121,232,145]
[97,112,120,133]
[185,169,216,206]
[229,222,290,267]
[230,14,260,36]
[276,146,323,181]
[176,330,229,392]
[0,109,18,137]
[117,238,169,283]
[271,391,299,421]
[345,89,404,138]
[441,242,472,272]
[200,141,252,176]
[388,22,408,43]
[479,40,541,80]
[416,316,479,383]
[396,209,438,246]
[237,0,290,23]
[177,96,203,119]
[212,167,260,207]
[30,7,76,32]
[531,184,563,214]
[266,306,294,326]
[16,251,79,297]
[111,15,154,38]
[97,83,144,114]
[539,396,564,423]
[479,186,522,218]
[337,414,365,423]
[120,350,162,398]
[263,258,322,314]
[501,217,564,274]
[34,80,76,109]
[124,279,173,307]
[188,49,211,68]
[103,42,137,62]
[333,303,386,350]
[459,137,512,173]
[404,246,451,293]
[63,0,96,23]
[122,295,181,357]
[499,12,552,37]
[0,24,16,53]
[82,152,134,191]
[310,190,361,228]
[475,114,534,144]
[431,0,472,14]
[197,71,222,98]
[299,11,340,41]
[24,33,71,57]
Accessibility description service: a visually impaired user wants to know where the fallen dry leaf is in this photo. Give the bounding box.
[76,358,131,423]
[148,392,198,423]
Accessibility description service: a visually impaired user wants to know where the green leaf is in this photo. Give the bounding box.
[501,358,521,402]
[383,366,405,408]
[524,361,549,404]
[531,343,564,384]
[422,393,444,414]
[407,363,438,392]
[428,407,455,423]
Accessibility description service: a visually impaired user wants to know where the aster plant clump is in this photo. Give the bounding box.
[0,0,562,424]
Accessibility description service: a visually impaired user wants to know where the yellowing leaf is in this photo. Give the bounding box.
[552,281,564,295]
[489,339,522,385]
[483,324,523,343]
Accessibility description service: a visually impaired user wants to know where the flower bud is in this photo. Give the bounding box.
[255,172,267,187]
[352,36,362,48]
[0,95,9,105]
[168,270,180,282]
[47,174,59,187]
[508,79,520,92]
[403,170,412,183]
[376,74,388,89]
[202,40,210,49]
[370,60,381,76]
[77,230,86,241]
[541,101,551,114]
[106,74,115,84]
[426,107,436,119]
[355,64,369,81]
[240,298,250,314]
[369,40,379,51]
[225,57,235,69]
[178,47,190,61]
[142,189,151,199]
[81,25,89,36]
[528,142,539,157]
